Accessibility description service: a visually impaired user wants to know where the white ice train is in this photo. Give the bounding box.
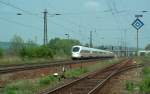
[71,45,115,60]
[138,50,150,56]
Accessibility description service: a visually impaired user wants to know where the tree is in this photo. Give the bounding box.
[19,39,38,58]
[36,46,53,58]
[48,38,81,57]
[20,45,53,58]
[145,44,150,50]
[17,37,81,59]
[9,35,24,55]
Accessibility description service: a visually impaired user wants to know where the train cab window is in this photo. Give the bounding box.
[72,47,80,52]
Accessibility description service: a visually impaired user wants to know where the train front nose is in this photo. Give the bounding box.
[72,52,80,58]
[72,46,81,59]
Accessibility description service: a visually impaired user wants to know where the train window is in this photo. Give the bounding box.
[72,47,80,52]
[81,50,90,53]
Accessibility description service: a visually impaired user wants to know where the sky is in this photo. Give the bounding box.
[0,0,150,48]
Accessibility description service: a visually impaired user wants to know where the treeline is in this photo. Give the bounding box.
[1,35,80,59]
[0,48,3,58]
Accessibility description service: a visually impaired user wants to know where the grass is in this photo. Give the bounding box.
[87,59,117,72]
[125,81,135,93]
[139,67,150,94]
[3,80,39,94]
[0,56,69,65]
[64,59,117,78]
[2,75,60,94]
[139,77,150,94]
[65,68,88,78]
[1,59,118,94]
[125,56,150,94]
[142,67,150,76]
[39,75,59,86]
[134,55,150,64]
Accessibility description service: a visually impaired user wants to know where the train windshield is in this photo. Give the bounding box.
[72,47,80,52]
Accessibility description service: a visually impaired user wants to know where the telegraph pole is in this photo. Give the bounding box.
[89,29,96,48]
[90,31,93,48]
[124,29,127,56]
[43,9,48,45]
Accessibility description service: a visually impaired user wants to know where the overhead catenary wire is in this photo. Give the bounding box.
[0,16,42,31]
[0,0,118,43]
[45,2,93,42]
[0,15,72,42]
[1,0,134,45]
[46,4,93,31]
[105,0,125,41]
[46,1,133,45]
[50,16,89,40]
[0,0,110,42]
[46,1,97,30]
[0,1,79,38]
[53,16,88,30]
[0,0,38,16]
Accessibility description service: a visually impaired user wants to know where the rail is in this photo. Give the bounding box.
[0,59,106,74]
[38,59,146,94]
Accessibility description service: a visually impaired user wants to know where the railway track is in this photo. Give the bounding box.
[38,59,144,94]
[0,59,106,74]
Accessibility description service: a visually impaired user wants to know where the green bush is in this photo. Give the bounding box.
[138,67,150,94]
[4,80,38,94]
[139,77,150,94]
[142,67,150,76]
[125,81,135,92]
[20,46,53,58]
[19,37,80,59]
[39,75,58,86]
[3,75,59,94]
[36,46,53,58]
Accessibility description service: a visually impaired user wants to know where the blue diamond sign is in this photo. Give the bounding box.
[132,18,144,30]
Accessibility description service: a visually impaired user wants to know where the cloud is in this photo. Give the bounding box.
[84,0,100,10]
